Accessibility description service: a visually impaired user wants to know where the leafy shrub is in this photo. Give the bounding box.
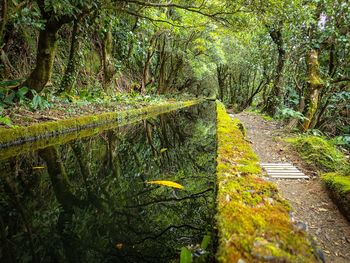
[0,116,13,127]
[28,90,51,110]
[0,107,13,127]
[331,135,350,149]
[276,107,306,121]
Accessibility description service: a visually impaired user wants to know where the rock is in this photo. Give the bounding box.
[315,248,326,263]
[295,221,308,231]
[315,228,322,235]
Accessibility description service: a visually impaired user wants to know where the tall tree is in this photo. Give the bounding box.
[23,0,94,93]
[263,23,286,116]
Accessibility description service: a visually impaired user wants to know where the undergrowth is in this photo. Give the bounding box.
[0,88,197,127]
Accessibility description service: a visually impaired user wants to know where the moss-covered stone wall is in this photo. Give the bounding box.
[0,100,202,160]
[215,101,321,262]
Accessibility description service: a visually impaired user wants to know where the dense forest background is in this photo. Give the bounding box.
[0,0,349,143]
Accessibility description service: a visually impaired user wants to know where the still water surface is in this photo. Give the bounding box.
[0,102,217,262]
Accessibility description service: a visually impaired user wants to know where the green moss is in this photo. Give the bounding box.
[285,136,347,172]
[215,101,319,262]
[322,172,350,194]
[0,100,202,160]
[231,118,247,137]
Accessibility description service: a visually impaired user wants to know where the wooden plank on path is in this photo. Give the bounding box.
[260,163,308,179]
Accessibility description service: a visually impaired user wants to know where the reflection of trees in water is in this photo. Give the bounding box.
[0,102,216,262]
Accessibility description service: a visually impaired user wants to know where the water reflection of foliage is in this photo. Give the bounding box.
[0,102,216,262]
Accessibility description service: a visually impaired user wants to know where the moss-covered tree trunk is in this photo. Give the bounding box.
[263,27,286,116]
[102,28,115,91]
[157,36,168,94]
[141,33,158,94]
[59,19,81,93]
[38,146,82,209]
[302,49,323,130]
[22,23,60,93]
[38,146,84,262]
[217,64,228,101]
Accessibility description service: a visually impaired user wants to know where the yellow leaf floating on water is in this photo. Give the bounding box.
[147,180,184,189]
[32,166,45,169]
[160,148,168,153]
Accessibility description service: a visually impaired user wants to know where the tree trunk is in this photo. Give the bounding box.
[102,28,115,91]
[157,36,167,94]
[23,23,60,93]
[264,27,286,116]
[59,19,81,93]
[217,64,228,101]
[0,0,8,79]
[0,0,7,46]
[141,33,158,94]
[38,146,83,209]
[302,49,323,130]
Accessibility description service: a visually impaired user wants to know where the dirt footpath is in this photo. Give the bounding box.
[234,112,350,263]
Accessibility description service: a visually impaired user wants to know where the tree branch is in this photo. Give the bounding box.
[118,0,243,20]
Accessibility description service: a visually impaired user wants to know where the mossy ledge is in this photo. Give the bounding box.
[0,100,201,159]
[215,101,321,262]
[285,135,350,222]
[322,172,350,222]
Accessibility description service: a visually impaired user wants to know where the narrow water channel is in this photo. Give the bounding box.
[0,101,217,262]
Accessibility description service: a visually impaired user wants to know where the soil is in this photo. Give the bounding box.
[233,111,350,263]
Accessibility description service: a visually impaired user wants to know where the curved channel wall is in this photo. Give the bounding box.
[215,101,322,262]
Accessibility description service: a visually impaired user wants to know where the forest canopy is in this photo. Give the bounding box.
[0,0,349,140]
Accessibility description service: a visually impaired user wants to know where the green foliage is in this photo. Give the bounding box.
[30,90,51,110]
[0,116,13,127]
[12,6,45,29]
[285,136,347,172]
[276,107,307,121]
[0,104,12,127]
[0,85,52,112]
[180,247,193,263]
[0,87,28,107]
[330,135,350,149]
